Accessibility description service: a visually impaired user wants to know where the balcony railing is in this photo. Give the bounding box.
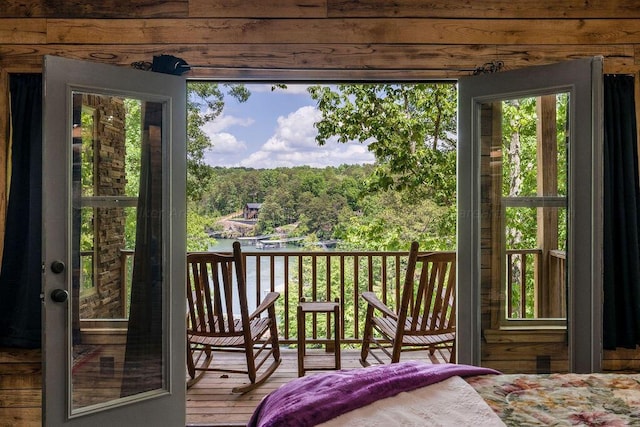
[83,247,566,342]
[506,248,567,319]
[240,249,411,346]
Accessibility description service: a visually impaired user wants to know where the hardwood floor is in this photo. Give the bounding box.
[185,347,450,427]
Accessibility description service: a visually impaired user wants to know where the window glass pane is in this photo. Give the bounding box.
[501,94,568,198]
[71,92,166,413]
[478,92,569,372]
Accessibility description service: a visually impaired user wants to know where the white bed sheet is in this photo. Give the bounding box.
[318,375,506,427]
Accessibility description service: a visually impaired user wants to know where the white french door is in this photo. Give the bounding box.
[42,56,186,426]
[457,58,603,373]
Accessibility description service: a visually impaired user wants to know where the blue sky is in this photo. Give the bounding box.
[200,84,375,168]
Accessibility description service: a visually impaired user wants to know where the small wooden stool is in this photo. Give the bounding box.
[297,298,341,377]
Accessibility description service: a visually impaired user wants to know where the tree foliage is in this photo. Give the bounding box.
[188,83,462,251]
[308,83,457,205]
[335,191,455,251]
[199,164,455,251]
[186,82,249,200]
[185,83,250,250]
[501,95,568,252]
[499,95,569,317]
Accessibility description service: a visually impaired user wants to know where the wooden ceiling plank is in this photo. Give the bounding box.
[0,19,46,44]
[327,0,640,19]
[189,0,327,18]
[2,0,188,18]
[42,18,640,45]
[1,43,633,74]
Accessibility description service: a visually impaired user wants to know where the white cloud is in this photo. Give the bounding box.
[202,113,253,134]
[200,112,254,166]
[209,132,246,153]
[261,106,319,151]
[198,88,374,168]
[203,132,248,166]
[239,106,375,168]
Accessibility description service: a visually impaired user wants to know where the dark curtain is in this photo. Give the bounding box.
[603,74,640,349]
[121,101,164,396]
[0,74,42,348]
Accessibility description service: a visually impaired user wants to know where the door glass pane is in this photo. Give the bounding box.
[71,92,166,414]
[479,93,569,373]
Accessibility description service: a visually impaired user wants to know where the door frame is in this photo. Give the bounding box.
[32,56,602,424]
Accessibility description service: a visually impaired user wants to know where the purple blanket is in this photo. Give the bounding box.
[248,361,500,427]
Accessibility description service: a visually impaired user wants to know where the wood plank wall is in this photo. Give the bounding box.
[1,0,640,423]
[1,0,639,77]
[0,348,41,426]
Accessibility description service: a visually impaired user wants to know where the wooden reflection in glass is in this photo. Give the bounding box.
[70,92,166,413]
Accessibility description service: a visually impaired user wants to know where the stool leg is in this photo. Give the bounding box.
[334,305,340,370]
[297,305,304,377]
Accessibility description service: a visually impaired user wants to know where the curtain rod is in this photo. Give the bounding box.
[132,58,504,77]
[188,61,504,74]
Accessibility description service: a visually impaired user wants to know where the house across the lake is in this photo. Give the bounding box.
[243,203,262,220]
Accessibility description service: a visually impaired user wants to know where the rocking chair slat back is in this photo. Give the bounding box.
[188,251,243,336]
[186,241,281,392]
[360,241,456,365]
[397,247,456,339]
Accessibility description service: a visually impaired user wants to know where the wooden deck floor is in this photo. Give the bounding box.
[185,347,450,427]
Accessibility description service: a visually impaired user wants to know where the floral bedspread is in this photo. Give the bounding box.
[466,372,640,426]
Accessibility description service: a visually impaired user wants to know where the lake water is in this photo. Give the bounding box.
[205,238,341,312]
[208,238,298,253]
[205,238,298,311]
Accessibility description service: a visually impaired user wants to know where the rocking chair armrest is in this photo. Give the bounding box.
[249,291,280,319]
[361,291,397,319]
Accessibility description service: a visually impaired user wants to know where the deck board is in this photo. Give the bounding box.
[185,347,450,426]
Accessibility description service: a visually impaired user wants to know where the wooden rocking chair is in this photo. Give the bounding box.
[360,241,456,366]
[186,241,281,393]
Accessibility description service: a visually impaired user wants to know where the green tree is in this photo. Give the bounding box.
[308,83,457,205]
[335,191,453,251]
[185,83,251,250]
[123,99,142,248]
[307,83,457,250]
[186,83,250,200]
[500,95,569,317]
[256,199,284,234]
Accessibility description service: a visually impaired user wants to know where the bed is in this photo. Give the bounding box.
[467,371,640,426]
[248,361,640,426]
